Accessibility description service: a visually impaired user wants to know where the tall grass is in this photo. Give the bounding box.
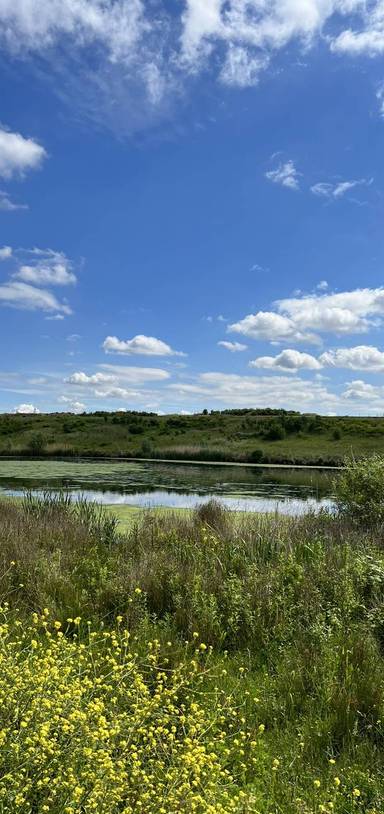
[0,494,384,811]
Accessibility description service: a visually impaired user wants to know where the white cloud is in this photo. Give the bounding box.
[65,372,115,386]
[0,247,76,315]
[0,1,378,135]
[0,127,46,179]
[310,178,371,199]
[250,349,321,373]
[265,160,300,191]
[67,366,170,387]
[320,345,384,371]
[0,0,146,60]
[377,81,384,117]
[219,45,269,87]
[100,365,171,383]
[94,387,140,400]
[0,280,72,314]
[169,371,339,411]
[13,403,40,414]
[229,310,317,344]
[13,249,76,286]
[13,255,76,286]
[58,396,86,413]
[331,5,384,57]
[0,246,12,260]
[230,287,384,344]
[0,190,28,211]
[218,341,247,352]
[103,334,185,357]
[181,0,364,69]
[342,380,384,400]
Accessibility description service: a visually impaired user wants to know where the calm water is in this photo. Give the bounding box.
[0,458,336,515]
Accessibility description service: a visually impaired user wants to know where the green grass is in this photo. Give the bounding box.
[107,504,190,530]
[1,407,384,464]
[0,494,384,811]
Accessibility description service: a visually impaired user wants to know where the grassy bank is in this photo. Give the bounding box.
[2,408,384,465]
[0,493,383,811]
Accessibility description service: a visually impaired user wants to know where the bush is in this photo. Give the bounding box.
[249,448,264,463]
[334,454,384,527]
[264,421,286,441]
[0,612,253,814]
[27,432,46,455]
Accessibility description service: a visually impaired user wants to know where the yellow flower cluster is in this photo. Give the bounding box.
[0,610,256,813]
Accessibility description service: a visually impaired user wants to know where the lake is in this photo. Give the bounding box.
[0,458,336,515]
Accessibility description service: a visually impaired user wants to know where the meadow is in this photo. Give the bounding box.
[2,408,384,465]
[1,458,384,813]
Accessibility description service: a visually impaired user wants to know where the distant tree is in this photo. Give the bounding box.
[332,428,342,441]
[202,409,208,416]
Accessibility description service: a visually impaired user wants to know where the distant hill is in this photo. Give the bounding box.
[1,408,383,466]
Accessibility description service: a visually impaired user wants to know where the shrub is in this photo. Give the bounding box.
[264,421,286,441]
[27,432,46,455]
[249,449,264,463]
[0,612,254,814]
[334,454,384,527]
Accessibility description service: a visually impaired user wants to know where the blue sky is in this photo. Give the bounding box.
[2,1,384,415]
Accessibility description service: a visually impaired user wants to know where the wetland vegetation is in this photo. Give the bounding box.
[1,455,384,812]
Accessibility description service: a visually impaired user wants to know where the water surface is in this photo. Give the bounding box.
[0,458,336,515]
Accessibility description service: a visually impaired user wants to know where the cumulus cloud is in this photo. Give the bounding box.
[67,366,170,387]
[218,341,247,352]
[103,335,185,357]
[320,345,384,371]
[265,160,300,191]
[63,364,171,405]
[0,247,76,316]
[250,349,321,373]
[230,287,384,344]
[342,380,384,400]
[229,310,317,344]
[247,345,384,373]
[0,127,46,179]
[13,403,40,414]
[58,396,86,413]
[13,249,77,286]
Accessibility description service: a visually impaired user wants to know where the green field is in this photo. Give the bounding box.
[1,408,384,465]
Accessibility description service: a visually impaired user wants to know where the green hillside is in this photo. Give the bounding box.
[1,408,384,465]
